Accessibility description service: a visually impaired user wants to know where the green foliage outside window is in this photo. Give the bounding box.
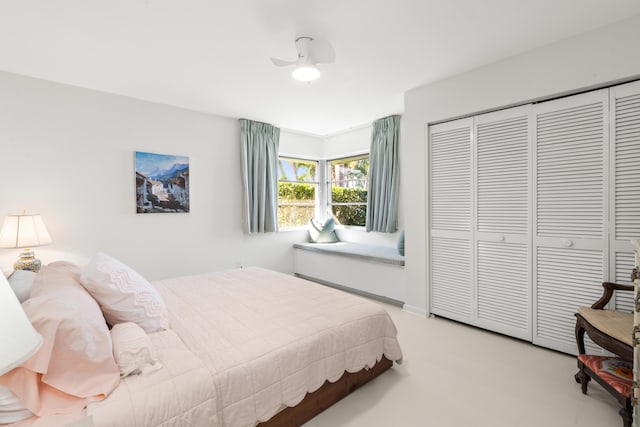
[278,182,367,227]
[329,154,369,226]
[278,182,316,227]
[278,182,315,200]
[277,155,369,228]
[279,159,316,182]
[278,205,315,227]
[331,187,367,226]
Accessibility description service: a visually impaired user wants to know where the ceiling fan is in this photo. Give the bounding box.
[271,36,336,82]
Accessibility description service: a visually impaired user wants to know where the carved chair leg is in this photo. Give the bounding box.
[574,361,591,394]
[580,372,590,394]
[619,406,632,427]
[575,322,587,355]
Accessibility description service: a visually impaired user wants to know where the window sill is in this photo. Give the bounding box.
[294,242,404,266]
[278,226,308,232]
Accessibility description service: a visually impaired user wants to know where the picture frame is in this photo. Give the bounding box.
[135,151,190,213]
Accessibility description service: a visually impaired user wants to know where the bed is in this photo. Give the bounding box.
[2,255,403,427]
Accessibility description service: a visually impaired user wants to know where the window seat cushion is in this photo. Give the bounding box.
[294,242,404,266]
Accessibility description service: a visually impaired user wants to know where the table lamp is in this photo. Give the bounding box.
[0,273,41,422]
[0,212,52,272]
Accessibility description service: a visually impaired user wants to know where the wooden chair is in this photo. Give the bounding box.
[575,282,634,361]
[574,282,634,427]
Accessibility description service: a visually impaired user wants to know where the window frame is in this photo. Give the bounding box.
[327,153,370,228]
[277,156,320,230]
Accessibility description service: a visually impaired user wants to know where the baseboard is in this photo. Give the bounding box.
[402,304,428,317]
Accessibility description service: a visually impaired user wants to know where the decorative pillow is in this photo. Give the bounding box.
[0,264,120,417]
[110,322,160,378]
[397,230,405,256]
[7,270,36,302]
[80,252,169,333]
[308,217,339,243]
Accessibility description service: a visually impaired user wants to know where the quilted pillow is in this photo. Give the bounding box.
[0,264,120,417]
[80,252,169,333]
[110,322,160,378]
[308,217,339,243]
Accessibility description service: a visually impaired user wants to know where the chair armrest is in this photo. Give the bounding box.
[591,282,634,309]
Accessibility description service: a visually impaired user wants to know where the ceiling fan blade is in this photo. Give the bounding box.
[309,38,336,64]
[270,57,297,67]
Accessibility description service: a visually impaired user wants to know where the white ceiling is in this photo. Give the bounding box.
[1,1,640,137]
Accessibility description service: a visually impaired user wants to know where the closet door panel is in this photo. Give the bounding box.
[610,80,640,313]
[431,121,472,232]
[429,119,473,322]
[535,98,606,240]
[535,247,604,354]
[431,237,473,323]
[532,89,609,354]
[476,241,530,339]
[473,107,531,339]
[476,110,530,236]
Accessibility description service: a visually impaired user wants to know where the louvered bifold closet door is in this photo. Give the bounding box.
[474,107,532,340]
[533,90,609,355]
[429,118,473,323]
[610,80,640,313]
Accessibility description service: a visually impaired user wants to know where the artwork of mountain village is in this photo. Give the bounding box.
[135,151,190,213]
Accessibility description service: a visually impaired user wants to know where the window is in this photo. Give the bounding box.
[278,157,318,228]
[328,154,369,226]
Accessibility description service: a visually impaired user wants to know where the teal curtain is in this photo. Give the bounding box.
[366,115,400,232]
[240,119,280,233]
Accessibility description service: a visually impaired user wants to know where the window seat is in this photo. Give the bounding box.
[293,242,404,266]
[293,242,405,306]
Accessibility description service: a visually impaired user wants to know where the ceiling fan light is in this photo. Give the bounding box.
[292,65,320,82]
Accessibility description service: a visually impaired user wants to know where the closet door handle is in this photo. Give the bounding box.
[498,235,506,242]
[563,239,573,248]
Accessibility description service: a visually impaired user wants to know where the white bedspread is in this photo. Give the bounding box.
[87,329,217,427]
[153,267,402,427]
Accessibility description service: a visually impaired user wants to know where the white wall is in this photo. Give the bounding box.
[0,71,317,279]
[401,14,640,315]
[279,131,324,159]
[323,126,371,159]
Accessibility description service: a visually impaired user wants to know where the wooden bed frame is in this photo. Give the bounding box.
[258,357,393,426]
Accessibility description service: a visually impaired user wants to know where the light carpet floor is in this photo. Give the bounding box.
[304,301,622,427]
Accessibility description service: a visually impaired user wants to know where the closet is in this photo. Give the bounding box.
[428,80,640,354]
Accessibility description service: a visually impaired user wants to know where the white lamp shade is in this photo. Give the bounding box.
[0,274,42,375]
[292,64,320,82]
[0,213,52,249]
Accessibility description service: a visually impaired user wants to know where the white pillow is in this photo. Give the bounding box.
[110,322,160,378]
[7,270,37,302]
[0,385,33,423]
[80,252,169,333]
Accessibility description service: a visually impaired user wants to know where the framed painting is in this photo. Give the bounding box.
[135,151,190,213]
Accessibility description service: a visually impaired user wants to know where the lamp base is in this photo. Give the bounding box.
[14,249,42,273]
